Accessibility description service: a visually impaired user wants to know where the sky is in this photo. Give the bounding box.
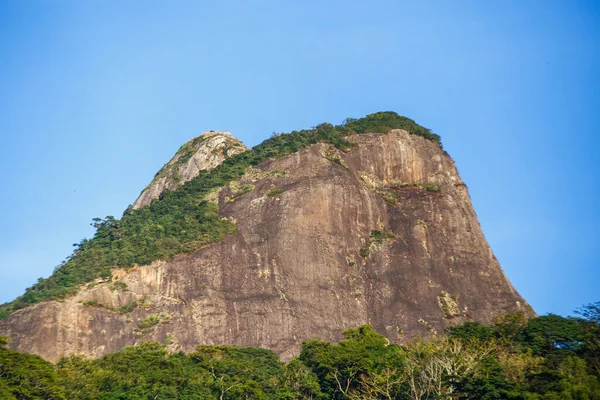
[0,1,598,317]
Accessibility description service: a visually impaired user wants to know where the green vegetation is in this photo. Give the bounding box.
[321,144,349,168]
[424,182,441,192]
[266,188,285,197]
[360,229,395,258]
[358,172,400,206]
[342,113,441,147]
[226,182,255,203]
[86,281,98,290]
[370,229,396,242]
[108,281,128,292]
[396,182,423,188]
[82,300,138,315]
[135,312,172,337]
[380,191,399,206]
[1,302,598,399]
[0,112,438,318]
[137,314,161,330]
[393,181,441,193]
[115,302,137,314]
[0,337,65,399]
[81,300,102,308]
[438,291,460,318]
[243,166,288,181]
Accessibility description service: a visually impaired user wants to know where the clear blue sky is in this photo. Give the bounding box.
[0,1,598,317]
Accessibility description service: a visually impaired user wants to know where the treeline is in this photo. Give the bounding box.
[0,112,439,318]
[1,303,599,399]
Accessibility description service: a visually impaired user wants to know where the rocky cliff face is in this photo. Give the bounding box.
[0,129,531,362]
[133,131,247,209]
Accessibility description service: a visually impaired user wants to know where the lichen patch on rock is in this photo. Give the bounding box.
[438,291,460,318]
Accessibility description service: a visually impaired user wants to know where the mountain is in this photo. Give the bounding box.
[0,112,532,362]
[132,131,247,209]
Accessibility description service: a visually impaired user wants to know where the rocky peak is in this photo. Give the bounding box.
[0,128,531,362]
[132,131,247,209]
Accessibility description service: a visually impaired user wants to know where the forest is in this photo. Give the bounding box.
[1,303,598,399]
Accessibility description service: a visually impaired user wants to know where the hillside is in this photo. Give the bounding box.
[0,112,531,362]
[0,112,440,317]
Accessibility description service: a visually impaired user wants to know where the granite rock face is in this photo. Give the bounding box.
[132,131,247,209]
[0,129,531,362]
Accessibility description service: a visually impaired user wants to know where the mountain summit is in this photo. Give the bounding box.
[0,113,532,361]
[133,131,247,209]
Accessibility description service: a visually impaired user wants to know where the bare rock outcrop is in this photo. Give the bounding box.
[0,129,532,362]
[133,131,247,209]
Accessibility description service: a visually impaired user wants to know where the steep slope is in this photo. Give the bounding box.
[0,125,531,362]
[0,113,440,315]
[133,131,247,209]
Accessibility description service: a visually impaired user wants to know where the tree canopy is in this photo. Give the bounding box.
[1,304,599,399]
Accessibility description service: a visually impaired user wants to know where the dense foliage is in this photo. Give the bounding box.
[0,112,439,318]
[1,303,599,399]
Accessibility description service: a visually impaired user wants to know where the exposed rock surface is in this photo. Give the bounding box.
[132,131,247,209]
[0,129,532,362]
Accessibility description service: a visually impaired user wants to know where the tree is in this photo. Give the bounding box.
[401,337,498,400]
[278,359,325,400]
[0,344,65,399]
[576,302,600,375]
[518,314,585,355]
[300,325,398,399]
